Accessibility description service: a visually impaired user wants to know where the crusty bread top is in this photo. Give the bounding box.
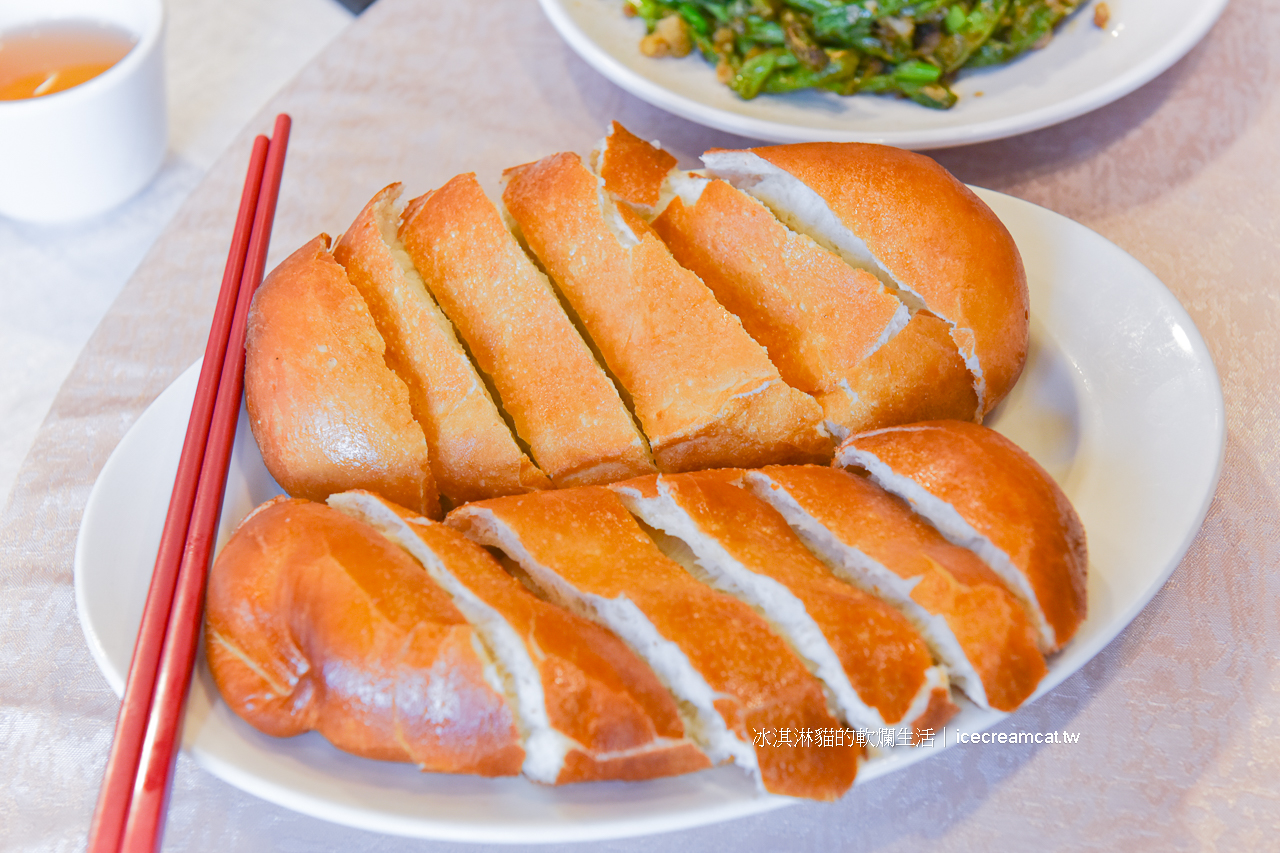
[205,498,524,775]
[617,470,945,728]
[652,178,907,432]
[333,184,550,505]
[244,235,440,517]
[841,421,1087,652]
[399,173,654,488]
[730,143,1028,415]
[833,311,980,436]
[597,121,677,209]
[449,486,858,801]
[502,152,830,472]
[752,465,1046,712]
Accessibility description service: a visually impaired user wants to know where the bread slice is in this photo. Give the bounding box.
[596,126,976,438]
[244,235,440,517]
[595,121,677,210]
[332,185,550,505]
[610,471,956,734]
[205,497,523,775]
[328,491,710,784]
[502,151,831,472]
[651,178,909,439]
[398,174,655,488]
[836,421,1087,653]
[745,465,1047,711]
[702,144,1029,417]
[593,122,712,229]
[448,487,859,801]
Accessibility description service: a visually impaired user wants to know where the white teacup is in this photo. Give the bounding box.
[0,0,166,223]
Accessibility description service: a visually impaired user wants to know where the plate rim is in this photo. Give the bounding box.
[73,188,1227,843]
[538,0,1231,148]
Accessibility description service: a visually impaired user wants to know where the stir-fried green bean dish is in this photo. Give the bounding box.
[627,0,1084,108]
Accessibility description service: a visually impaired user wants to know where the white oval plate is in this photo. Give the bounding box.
[75,190,1224,843]
[542,0,1229,147]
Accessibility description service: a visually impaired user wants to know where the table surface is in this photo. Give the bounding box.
[2,0,1278,850]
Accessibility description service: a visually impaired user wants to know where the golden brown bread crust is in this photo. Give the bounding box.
[839,311,980,432]
[597,121,676,209]
[745,142,1029,415]
[753,465,1047,712]
[363,494,711,784]
[399,174,654,489]
[204,497,524,775]
[333,184,550,505]
[448,486,858,801]
[841,421,1087,652]
[652,179,905,434]
[912,687,960,741]
[244,236,440,517]
[616,470,954,730]
[502,152,831,472]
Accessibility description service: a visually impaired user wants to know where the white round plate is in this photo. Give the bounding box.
[75,190,1224,843]
[541,0,1230,147]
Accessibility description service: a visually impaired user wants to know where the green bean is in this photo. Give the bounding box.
[763,48,858,92]
[744,16,788,44]
[930,0,1010,72]
[732,47,786,98]
[701,2,733,23]
[782,9,830,69]
[904,1,949,16]
[899,81,958,108]
[675,2,710,34]
[894,58,942,82]
[677,0,726,18]
[812,10,877,50]
[787,0,844,13]
[631,0,664,25]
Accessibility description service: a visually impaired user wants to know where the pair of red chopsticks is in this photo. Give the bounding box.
[87,113,292,853]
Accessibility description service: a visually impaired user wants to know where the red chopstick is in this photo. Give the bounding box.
[86,132,268,853]
[87,113,291,853]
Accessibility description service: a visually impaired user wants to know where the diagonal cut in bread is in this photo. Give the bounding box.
[745,465,1047,711]
[397,173,655,489]
[244,235,440,518]
[836,421,1087,653]
[332,184,550,506]
[609,470,958,735]
[501,151,832,473]
[448,486,860,801]
[833,310,979,434]
[327,490,711,784]
[701,143,1028,417]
